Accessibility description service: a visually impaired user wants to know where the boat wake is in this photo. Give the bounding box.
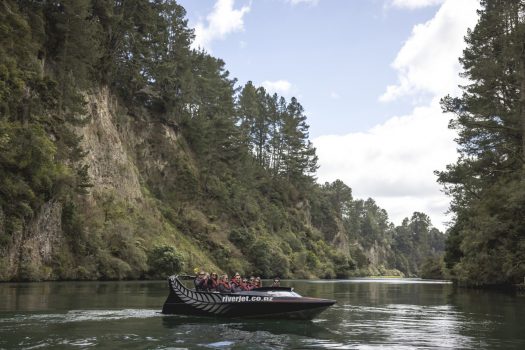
[0,309,161,327]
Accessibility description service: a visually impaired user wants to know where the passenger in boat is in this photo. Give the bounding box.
[230,274,244,293]
[272,277,280,287]
[249,276,256,288]
[254,277,262,288]
[217,274,232,293]
[194,271,209,291]
[207,272,219,291]
[242,278,252,291]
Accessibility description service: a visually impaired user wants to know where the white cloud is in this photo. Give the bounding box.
[380,0,480,102]
[315,0,480,231]
[389,0,444,9]
[261,80,293,96]
[330,92,340,99]
[192,0,250,51]
[314,99,456,230]
[288,0,319,6]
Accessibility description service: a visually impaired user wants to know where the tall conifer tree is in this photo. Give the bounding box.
[438,0,525,285]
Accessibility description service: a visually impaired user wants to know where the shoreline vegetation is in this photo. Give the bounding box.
[1,0,523,288]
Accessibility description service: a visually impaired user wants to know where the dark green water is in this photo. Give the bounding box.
[1,279,524,349]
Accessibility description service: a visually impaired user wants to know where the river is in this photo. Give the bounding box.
[1,278,524,349]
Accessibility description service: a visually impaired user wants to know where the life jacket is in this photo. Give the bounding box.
[207,278,218,291]
[217,281,231,293]
[230,280,243,293]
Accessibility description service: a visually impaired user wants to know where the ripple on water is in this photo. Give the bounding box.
[0,309,161,329]
[333,303,494,349]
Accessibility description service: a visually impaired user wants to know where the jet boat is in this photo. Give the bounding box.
[161,275,335,320]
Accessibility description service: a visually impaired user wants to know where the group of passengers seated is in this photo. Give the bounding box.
[195,271,278,293]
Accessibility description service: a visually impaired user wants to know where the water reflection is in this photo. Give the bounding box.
[0,280,166,312]
[162,315,335,338]
[161,316,335,349]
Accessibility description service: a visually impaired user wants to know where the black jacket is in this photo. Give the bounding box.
[194,277,208,291]
[217,282,231,293]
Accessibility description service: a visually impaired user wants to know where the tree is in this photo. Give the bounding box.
[237,81,260,156]
[268,94,284,175]
[437,0,525,286]
[281,97,318,184]
[0,1,91,240]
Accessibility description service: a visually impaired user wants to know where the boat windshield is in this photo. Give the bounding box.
[265,291,302,298]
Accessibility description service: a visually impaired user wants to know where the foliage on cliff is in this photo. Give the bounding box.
[438,0,525,286]
[0,0,444,281]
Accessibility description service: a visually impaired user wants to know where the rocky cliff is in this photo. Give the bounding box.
[1,88,216,280]
[0,84,445,281]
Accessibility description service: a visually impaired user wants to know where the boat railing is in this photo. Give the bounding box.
[170,275,294,293]
[174,274,196,280]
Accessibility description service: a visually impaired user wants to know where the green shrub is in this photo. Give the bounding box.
[306,251,321,270]
[420,256,445,279]
[249,239,290,278]
[228,228,256,252]
[97,253,132,280]
[332,252,355,278]
[320,263,336,279]
[148,244,184,278]
[106,224,147,277]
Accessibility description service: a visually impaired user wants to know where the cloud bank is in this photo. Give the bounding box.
[192,0,250,51]
[380,0,479,102]
[315,99,456,228]
[314,0,480,230]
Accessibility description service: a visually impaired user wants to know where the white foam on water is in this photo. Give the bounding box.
[204,340,235,348]
[1,309,161,325]
[60,337,97,347]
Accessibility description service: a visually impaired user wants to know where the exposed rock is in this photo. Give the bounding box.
[6,201,63,280]
[82,88,143,203]
[25,200,63,265]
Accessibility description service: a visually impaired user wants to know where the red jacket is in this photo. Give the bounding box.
[217,281,232,293]
[230,279,244,292]
[207,278,218,291]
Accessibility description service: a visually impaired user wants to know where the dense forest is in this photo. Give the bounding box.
[0,0,445,281]
[438,0,525,287]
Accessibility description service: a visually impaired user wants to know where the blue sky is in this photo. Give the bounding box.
[179,0,437,136]
[177,0,481,231]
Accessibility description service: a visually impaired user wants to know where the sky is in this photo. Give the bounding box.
[177,0,481,231]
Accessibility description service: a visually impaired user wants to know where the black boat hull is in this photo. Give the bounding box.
[161,276,335,320]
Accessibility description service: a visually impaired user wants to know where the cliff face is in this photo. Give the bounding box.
[83,88,143,204]
[1,88,212,280]
[0,87,435,281]
[2,201,62,280]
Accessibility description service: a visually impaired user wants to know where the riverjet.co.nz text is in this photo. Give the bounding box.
[221,296,274,302]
